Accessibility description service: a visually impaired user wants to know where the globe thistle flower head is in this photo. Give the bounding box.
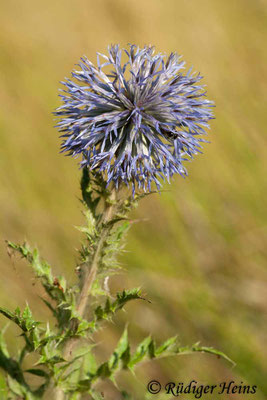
[55,44,214,193]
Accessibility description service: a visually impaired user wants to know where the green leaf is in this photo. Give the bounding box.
[155,336,178,356]
[116,288,145,307]
[75,210,97,242]
[176,343,235,366]
[0,305,40,333]
[121,390,134,399]
[0,373,8,397]
[90,390,105,400]
[128,336,153,368]
[57,347,95,384]
[38,355,65,366]
[69,393,84,400]
[25,369,49,378]
[7,376,24,397]
[6,241,69,312]
[0,350,24,385]
[76,378,92,392]
[96,362,111,379]
[82,351,98,377]
[112,221,130,240]
[22,305,35,331]
[0,325,9,358]
[80,167,101,216]
[7,242,53,284]
[108,328,130,371]
[0,307,16,323]
[28,328,41,350]
[94,288,145,323]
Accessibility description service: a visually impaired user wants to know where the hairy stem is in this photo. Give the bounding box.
[53,188,116,400]
[76,189,116,318]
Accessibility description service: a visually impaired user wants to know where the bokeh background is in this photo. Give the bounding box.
[0,0,267,398]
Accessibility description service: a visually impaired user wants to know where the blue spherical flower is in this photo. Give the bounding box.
[55,44,213,192]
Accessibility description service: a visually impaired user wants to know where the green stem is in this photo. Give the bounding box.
[76,189,116,318]
[53,188,117,400]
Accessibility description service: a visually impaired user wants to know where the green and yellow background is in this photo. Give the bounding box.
[0,0,266,398]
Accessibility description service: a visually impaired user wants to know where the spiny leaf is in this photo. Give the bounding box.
[80,168,101,216]
[81,351,98,378]
[7,242,53,285]
[108,328,130,371]
[96,362,111,379]
[38,355,65,366]
[176,343,235,366]
[6,241,71,319]
[0,305,40,333]
[128,336,153,368]
[94,288,145,323]
[76,208,97,239]
[58,347,95,381]
[155,336,178,356]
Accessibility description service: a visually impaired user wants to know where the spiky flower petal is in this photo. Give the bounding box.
[55,44,213,192]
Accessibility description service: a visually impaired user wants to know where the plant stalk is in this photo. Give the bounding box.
[53,188,116,400]
[76,189,116,319]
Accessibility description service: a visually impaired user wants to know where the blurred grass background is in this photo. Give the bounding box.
[0,0,267,398]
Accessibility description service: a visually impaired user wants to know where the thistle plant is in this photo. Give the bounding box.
[0,44,232,400]
[57,44,213,193]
